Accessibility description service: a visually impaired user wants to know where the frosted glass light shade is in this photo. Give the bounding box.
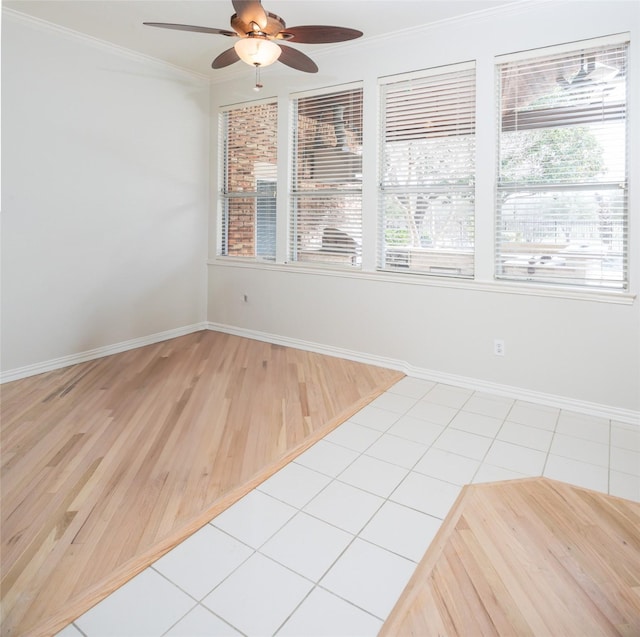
[234,37,281,67]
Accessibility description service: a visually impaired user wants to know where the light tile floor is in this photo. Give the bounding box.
[58,377,640,637]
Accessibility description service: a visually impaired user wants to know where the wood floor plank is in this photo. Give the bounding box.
[380,478,640,637]
[0,330,403,637]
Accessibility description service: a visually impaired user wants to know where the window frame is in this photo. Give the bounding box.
[218,99,279,262]
[212,34,635,305]
[289,83,364,269]
[494,35,630,291]
[377,62,477,279]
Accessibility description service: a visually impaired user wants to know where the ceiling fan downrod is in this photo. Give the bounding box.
[254,64,263,91]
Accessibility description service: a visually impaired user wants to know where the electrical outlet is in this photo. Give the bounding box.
[243,294,248,303]
[494,339,505,356]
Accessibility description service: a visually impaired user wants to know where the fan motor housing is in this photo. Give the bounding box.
[231,11,288,38]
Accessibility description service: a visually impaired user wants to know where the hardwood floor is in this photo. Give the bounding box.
[0,330,403,637]
[380,477,640,637]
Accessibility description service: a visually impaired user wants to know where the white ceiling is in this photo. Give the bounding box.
[4,0,520,79]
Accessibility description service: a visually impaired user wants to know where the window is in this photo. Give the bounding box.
[496,38,629,290]
[219,101,278,260]
[379,63,476,277]
[290,86,363,267]
[256,179,276,259]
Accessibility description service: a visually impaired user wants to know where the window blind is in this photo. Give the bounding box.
[290,86,363,267]
[495,39,628,289]
[379,63,476,278]
[219,100,278,260]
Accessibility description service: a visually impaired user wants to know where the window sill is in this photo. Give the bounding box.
[207,258,636,305]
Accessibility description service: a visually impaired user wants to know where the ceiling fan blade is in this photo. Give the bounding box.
[279,25,363,44]
[143,22,237,37]
[278,45,318,73]
[212,47,241,69]
[232,0,268,30]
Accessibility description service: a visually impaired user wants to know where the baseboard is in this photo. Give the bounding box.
[3,321,637,426]
[206,322,404,372]
[400,364,640,427]
[207,322,640,427]
[0,323,209,384]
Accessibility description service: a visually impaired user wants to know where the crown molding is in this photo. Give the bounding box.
[2,7,210,83]
[2,1,555,87]
[348,0,546,50]
[207,0,548,86]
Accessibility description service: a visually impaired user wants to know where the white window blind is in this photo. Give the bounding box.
[496,39,629,289]
[379,63,476,278]
[219,100,278,260]
[290,86,363,267]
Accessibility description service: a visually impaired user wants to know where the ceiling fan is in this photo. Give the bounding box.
[144,0,363,86]
[556,54,619,93]
[556,55,596,90]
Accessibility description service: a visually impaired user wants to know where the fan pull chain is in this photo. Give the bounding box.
[253,64,263,92]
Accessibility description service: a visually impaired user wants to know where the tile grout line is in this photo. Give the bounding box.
[252,383,445,629]
[67,381,633,637]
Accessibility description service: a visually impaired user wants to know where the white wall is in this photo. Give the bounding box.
[1,11,210,375]
[2,2,637,418]
[207,1,640,417]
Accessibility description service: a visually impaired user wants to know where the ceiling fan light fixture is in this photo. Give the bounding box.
[234,36,281,67]
[144,0,363,76]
